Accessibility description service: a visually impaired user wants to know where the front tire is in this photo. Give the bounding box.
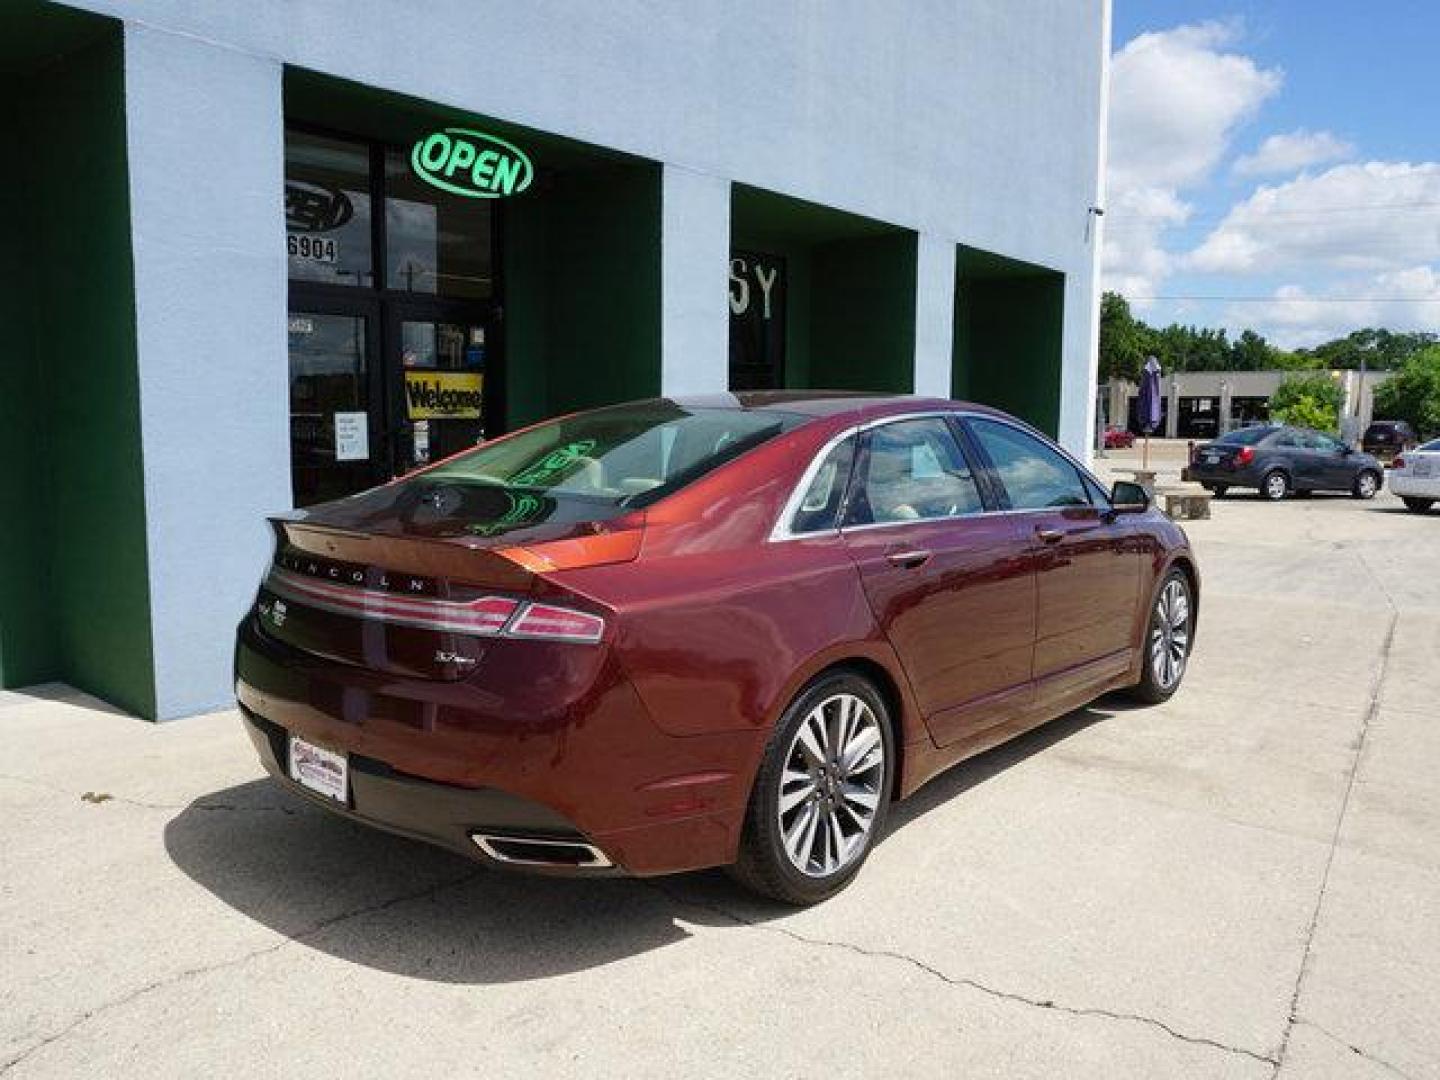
[1128,569,1194,705]
[1403,497,1435,514]
[729,671,895,905]
[1261,469,1290,501]
[1352,471,1381,500]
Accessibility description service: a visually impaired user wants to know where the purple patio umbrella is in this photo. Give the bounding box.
[1137,355,1163,468]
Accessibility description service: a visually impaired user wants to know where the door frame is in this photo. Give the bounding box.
[383,295,502,477]
[287,285,387,498]
[284,121,506,502]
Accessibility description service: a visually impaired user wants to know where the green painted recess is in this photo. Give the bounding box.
[504,164,662,427]
[0,12,157,715]
[732,185,915,394]
[952,247,1065,436]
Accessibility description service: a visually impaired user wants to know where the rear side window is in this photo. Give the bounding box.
[421,402,805,508]
[967,417,1090,509]
[844,418,984,526]
[789,436,856,534]
[1218,426,1273,446]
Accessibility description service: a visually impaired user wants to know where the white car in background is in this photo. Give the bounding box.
[1390,438,1440,514]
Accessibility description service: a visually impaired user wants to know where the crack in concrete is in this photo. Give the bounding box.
[648,882,1276,1068]
[0,869,482,1076]
[0,774,295,816]
[1269,609,1400,1078]
[1298,1019,1418,1080]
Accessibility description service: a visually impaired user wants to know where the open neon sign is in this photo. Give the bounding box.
[410,128,534,198]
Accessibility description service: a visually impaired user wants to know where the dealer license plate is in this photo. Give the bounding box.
[288,734,348,803]
[1202,453,1221,465]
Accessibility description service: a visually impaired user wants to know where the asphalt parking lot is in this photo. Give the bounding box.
[4,445,1438,1079]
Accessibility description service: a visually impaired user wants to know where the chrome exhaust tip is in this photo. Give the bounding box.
[471,833,614,870]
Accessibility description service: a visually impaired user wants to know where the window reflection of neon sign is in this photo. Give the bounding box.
[410,128,533,198]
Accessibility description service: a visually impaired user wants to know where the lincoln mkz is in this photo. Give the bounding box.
[236,394,1198,904]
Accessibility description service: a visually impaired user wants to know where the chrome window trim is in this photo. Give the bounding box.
[770,410,963,542]
[768,408,1112,543]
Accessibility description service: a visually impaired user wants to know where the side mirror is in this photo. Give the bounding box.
[1110,480,1150,512]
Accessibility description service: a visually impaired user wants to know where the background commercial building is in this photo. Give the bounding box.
[1102,369,1393,440]
[1,0,1111,719]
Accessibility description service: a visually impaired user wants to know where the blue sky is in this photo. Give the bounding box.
[1105,2,1440,347]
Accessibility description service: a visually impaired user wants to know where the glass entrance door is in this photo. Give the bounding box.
[287,308,383,506]
[388,306,492,475]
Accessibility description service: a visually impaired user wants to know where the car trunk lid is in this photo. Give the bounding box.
[255,481,643,680]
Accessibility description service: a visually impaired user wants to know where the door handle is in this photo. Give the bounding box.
[886,549,932,569]
[1034,527,1064,544]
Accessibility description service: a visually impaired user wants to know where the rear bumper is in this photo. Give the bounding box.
[235,615,764,876]
[1390,474,1440,498]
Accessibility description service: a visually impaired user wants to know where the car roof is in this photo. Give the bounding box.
[666,391,1006,424]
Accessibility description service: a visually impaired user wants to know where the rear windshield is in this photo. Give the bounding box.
[419,401,806,508]
[1366,422,1408,436]
[1217,426,1274,446]
[1420,438,1440,452]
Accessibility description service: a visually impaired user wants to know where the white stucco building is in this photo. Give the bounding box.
[1,0,1111,717]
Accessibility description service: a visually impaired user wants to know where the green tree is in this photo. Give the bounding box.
[1295,329,1439,371]
[1270,373,1345,432]
[1372,346,1440,437]
[1098,291,1145,381]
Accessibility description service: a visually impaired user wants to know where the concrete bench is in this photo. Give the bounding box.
[1159,488,1211,520]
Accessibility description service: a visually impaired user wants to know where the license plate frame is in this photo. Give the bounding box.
[288,734,349,804]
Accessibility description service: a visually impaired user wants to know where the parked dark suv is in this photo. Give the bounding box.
[1362,420,1418,462]
[1189,425,1385,501]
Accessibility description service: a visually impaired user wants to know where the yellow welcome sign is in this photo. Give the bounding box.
[404,370,483,420]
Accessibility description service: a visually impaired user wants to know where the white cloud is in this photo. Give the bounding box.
[1188,162,1440,274]
[1103,21,1282,298]
[1232,129,1354,177]
[1222,268,1440,349]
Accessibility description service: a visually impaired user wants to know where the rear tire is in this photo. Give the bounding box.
[1127,569,1194,705]
[1403,497,1435,514]
[729,671,895,905]
[1261,470,1289,501]
[1352,471,1381,500]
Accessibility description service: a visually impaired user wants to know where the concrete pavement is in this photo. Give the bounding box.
[3,462,1438,1078]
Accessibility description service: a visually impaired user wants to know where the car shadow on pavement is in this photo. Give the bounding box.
[164,698,1122,983]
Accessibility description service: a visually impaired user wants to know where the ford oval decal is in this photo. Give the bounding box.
[410,128,534,199]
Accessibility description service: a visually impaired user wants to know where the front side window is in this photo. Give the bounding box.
[845,418,983,526]
[419,403,805,508]
[967,417,1090,510]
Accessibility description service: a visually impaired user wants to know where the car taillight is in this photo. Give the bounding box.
[265,568,605,644]
[1235,446,1255,466]
[505,602,607,643]
[1392,455,1406,470]
[268,568,519,635]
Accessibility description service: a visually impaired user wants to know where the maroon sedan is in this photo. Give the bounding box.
[236,394,1198,904]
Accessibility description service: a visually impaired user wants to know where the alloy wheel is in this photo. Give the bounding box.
[777,693,885,878]
[1357,472,1378,498]
[1264,472,1288,500]
[1150,578,1191,691]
